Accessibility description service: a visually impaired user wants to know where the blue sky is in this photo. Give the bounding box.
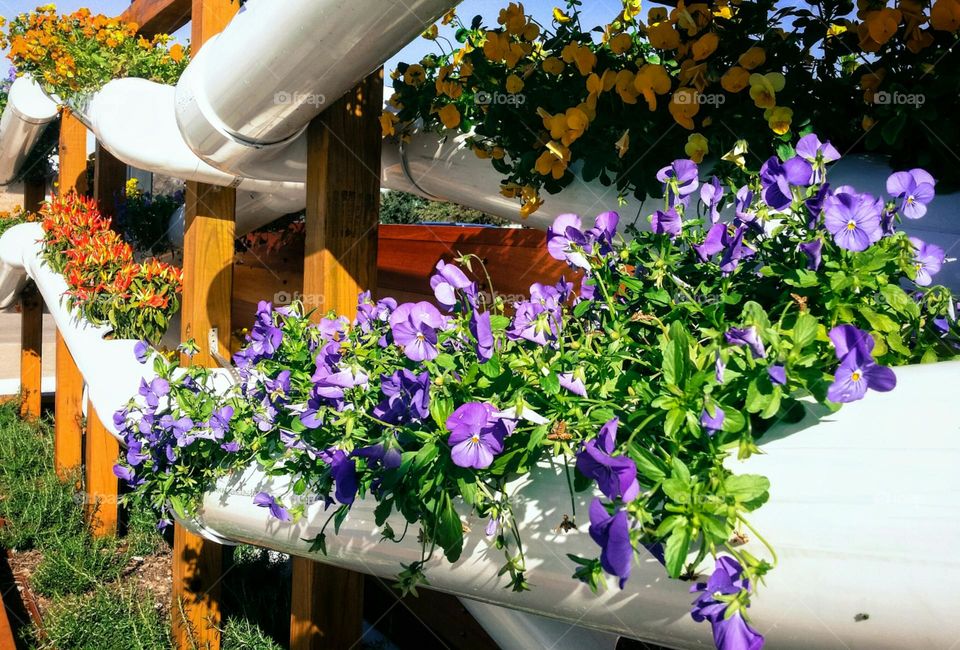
[0,0,629,76]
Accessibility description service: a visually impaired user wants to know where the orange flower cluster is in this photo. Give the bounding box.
[854,0,959,53]
[41,194,182,343]
[1,6,188,98]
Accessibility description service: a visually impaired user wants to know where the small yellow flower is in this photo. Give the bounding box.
[506,74,525,93]
[553,8,572,24]
[764,106,793,135]
[422,24,439,40]
[609,32,633,54]
[499,2,528,35]
[721,140,749,169]
[692,32,719,60]
[748,72,785,109]
[380,111,399,137]
[826,23,848,37]
[931,0,960,31]
[669,88,700,130]
[862,115,877,131]
[542,56,565,74]
[721,66,750,93]
[442,8,457,25]
[520,185,544,218]
[436,104,462,129]
[403,64,426,86]
[633,64,671,111]
[622,0,643,22]
[647,21,681,49]
[615,130,630,158]
[684,133,709,163]
[561,41,597,75]
[738,47,766,70]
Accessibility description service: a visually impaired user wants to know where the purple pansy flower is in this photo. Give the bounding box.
[828,324,875,365]
[701,176,724,223]
[253,492,292,522]
[575,418,640,502]
[734,186,754,222]
[656,159,699,207]
[798,239,823,271]
[431,260,476,309]
[138,377,170,409]
[446,402,513,469]
[470,310,495,362]
[823,188,883,252]
[558,371,587,397]
[389,302,446,362]
[887,168,935,220]
[651,208,683,237]
[353,443,402,471]
[700,406,725,436]
[690,557,764,650]
[725,326,766,359]
[827,356,896,403]
[909,237,945,286]
[547,214,591,269]
[134,340,150,364]
[796,134,840,182]
[768,365,787,385]
[695,223,727,262]
[319,448,359,505]
[113,464,136,483]
[759,156,813,211]
[372,369,430,425]
[588,498,633,589]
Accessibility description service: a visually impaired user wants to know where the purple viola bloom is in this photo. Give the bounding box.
[827,356,897,403]
[575,418,640,502]
[470,310,495,362]
[445,402,509,469]
[587,211,620,251]
[313,366,368,402]
[389,301,446,362]
[690,557,764,650]
[508,295,561,346]
[734,186,754,222]
[718,226,755,275]
[700,176,724,223]
[909,237,945,286]
[805,183,830,229]
[725,326,766,359]
[547,214,591,269]
[887,168,936,220]
[651,208,682,237]
[580,277,597,301]
[656,159,699,207]
[138,377,170,409]
[431,260,477,309]
[221,441,241,453]
[134,340,150,364]
[799,239,823,271]
[319,448,359,505]
[300,391,325,429]
[823,188,883,252]
[207,405,234,438]
[588,498,633,589]
[353,443,402,471]
[372,369,430,425]
[695,223,727,262]
[796,134,840,182]
[113,464,136,483]
[700,406,725,436]
[760,155,813,212]
[828,324,875,365]
[558,372,587,397]
[768,365,787,385]
[253,492,292,522]
[485,516,501,537]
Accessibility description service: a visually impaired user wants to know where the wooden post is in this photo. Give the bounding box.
[170,2,238,648]
[53,109,87,478]
[53,331,84,478]
[23,177,46,212]
[84,401,120,536]
[94,143,127,218]
[18,285,42,420]
[291,71,384,650]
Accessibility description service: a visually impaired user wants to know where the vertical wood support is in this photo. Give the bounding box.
[291,71,384,650]
[23,177,46,212]
[18,285,42,420]
[94,143,128,217]
[53,109,87,478]
[170,3,238,648]
[53,332,84,478]
[84,402,119,536]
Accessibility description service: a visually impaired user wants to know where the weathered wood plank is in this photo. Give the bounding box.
[53,331,83,479]
[120,0,192,38]
[84,401,120,537]
[18,285,42,421]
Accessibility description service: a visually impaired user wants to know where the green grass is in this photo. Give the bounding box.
[37,585,170,650]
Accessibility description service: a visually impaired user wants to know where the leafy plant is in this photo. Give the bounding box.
[114,178,181,257]
[116,133,957,650]
[38,586,170,650]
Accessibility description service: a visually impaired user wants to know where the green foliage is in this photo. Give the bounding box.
[114,179,182,257]
[380,189,507,226]
[38,586,170,650]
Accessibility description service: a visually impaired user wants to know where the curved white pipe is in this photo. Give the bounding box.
[174,0,458,181]
[176,360,960,649]
[0,75,58,186]
[460,598,621,650]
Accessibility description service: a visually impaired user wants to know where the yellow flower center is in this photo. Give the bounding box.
[846,220,857,231]
[851,370,862,382]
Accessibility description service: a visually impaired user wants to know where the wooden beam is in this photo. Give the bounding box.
[23,177,46,213]
[57,109,88,197]
[121,0,192,38]
[53,332,83,479]
[18,284,42,421]
[93,143,127,219]
[292,71,384,650]
[172,3,238,649]
[84,402,120,537]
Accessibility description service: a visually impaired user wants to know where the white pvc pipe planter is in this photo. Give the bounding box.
[177,361,960,649]
[0,75,58,186]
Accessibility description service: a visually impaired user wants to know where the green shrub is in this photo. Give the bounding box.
[31,532,130,598]
[39,586,170,650]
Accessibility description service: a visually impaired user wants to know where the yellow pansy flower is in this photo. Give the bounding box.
[648,7,668,23]
[863,8,902,45]
[748,72,785,109]
[633,64,671,111]
[684,133,709,163]
[380,112,399,137]
[692,32,719,60]
[553,8,572,24]
[721,140,749,169]
[422,24,439,40]
[520,185,544,218]
[738,47,766,70]
[764,106,793,135]
[614,69,639,104]
[436,104,462,129]
[561,41,597,75]
[610,32,633,54]
[506,74,525,93]
[647,21,681,49]
[403,64,426,86]
[622,0,643,22]
[931,0,960,31]
[542,56,565,74]
[721,66,750,93]
[499,2,528,35]
[615,130,630,158]
[862,115,877,131]
[442,8,457,25]
[540,107,591,146]
[669,88,700,129]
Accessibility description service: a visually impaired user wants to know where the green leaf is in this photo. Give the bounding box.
[436,493,464,563]
[541,371,561,395]
[663,322,690,386]
[724,474,770,509]
[881,284,921,319]
[792,312,819,350]
[664,522,692,578]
